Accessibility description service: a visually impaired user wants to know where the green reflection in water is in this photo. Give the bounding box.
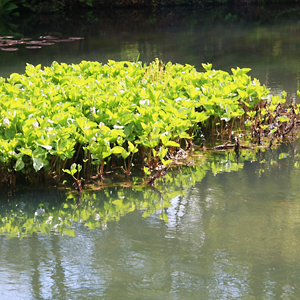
[1,142,300,299]
[0,186,172,239]
[1,141,298,239]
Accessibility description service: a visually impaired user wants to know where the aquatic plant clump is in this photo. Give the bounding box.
[0,59,285,186]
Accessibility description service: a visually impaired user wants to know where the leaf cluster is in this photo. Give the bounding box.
[0,0,19,17]
[0,59,271,186]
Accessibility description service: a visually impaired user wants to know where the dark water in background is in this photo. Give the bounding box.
[1,4,300,95]
[2,4,300,299]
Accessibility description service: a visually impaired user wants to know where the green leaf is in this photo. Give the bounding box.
[247,111,256,118]
[62,169,72,176]
[128,141,138,154]
[19,148,33,157]
[70,163,77,175]
[33,147,46,158]
[279,153,289,160]
[14,158,24,171]
[158,147,168,160]
[33,157,44,172]
[144,166,151,175]
[165,141,180,147]
[5,127,16,140]
[111,146,124,155]
[36,143,52,151]
[128,141,135,153]
[162,159,172,166]
[76,117,86,130]
[202,63,212,71]
[279,116,290,123]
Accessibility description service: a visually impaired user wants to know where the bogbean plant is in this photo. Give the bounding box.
[0,58,284,186]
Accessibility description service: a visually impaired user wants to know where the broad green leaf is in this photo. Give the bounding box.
[279,116,290,123]
[5,127,16,140]
[33,157,44,172]
[202,63,212,71]
[14,158,25,171]
[128,141,137,153]
[19,148,32,157]
[165,141,180,147]
[279,153,289,160]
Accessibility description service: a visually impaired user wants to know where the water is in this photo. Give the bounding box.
[1,5,300,95]
[2,5,300,299]
[1,143,300,299]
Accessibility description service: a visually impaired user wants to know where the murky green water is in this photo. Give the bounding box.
[1,142,300,299]
[2,4,300,299]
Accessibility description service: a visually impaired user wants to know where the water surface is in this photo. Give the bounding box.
[1,5,300,299]
[1,5,300,95]
[1,143,300,299]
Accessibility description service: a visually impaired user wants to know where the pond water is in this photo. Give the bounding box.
[1,4,300,96]
[1,4,300,299]
[1,142,300,299]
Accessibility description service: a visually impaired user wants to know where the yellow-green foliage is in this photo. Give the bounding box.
[0,59,272,183]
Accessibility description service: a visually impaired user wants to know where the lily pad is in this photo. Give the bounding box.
[39,36,58,40]
[41,42,55,46]
[26,41,43,45]
[69,37,85,40]
[1,47,18,51]
[26,46,42,49]
[58,39,74,42]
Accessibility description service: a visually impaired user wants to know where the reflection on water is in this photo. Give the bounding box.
[0,144,277,238]
[1,142,300,298]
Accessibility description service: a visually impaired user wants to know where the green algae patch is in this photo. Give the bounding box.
[0,59,287,187]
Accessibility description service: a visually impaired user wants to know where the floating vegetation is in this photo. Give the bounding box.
[0,59,298,188]
[0,47,18,51]
[69,37,85,40]
[25,46,42,49]
[41,42,55,46]
[39,36,58,40]
[25,41,42,45]
[0,35,84,52]
[58,39,75,42]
